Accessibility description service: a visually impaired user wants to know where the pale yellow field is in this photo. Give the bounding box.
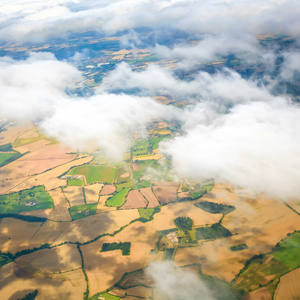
[0,177,27,195]
[7,155,93,193]
[96,195,116,213]
[81,222,160,295]
[174,235,257,282]
[150,200,222,231]
[0,124,33,146]
[30,220,71,246]
[275,268,300,300]
[0,262,86,300]
[18,129,39,139]
[47,187,72,221]
[0,140,76,180]
[52,209,140,245]
[0,218,42,253]
[84,183,103,204]
[20,208,54,219]
[132,153,163,161]
[63,186,85,206]
[16,244,81,273]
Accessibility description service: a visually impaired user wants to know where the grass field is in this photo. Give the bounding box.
[69,203,98,220]
[115,165,131,183]
[273,232,300,269]
[69,165,116,184]
[67,179,84,186]
[133,181,151,190]
[115,181,135,192]
[0,152,15,165]
[90,292,120,300]
[138,208,155,220]
[106,188,130,207]
[131,139,152,156]
[0,186,54,214]
[133,160,159,180]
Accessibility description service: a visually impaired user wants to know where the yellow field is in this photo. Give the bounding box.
[6,155,93,193]
[0,124,33,146]
[0,262,86,300]
[47,188,72,221]
[81,222,160,295]
[52,209,140,245]
[96,196,116,213]
[18,129,39,139]
[150,200,222,231]
[0,218,42,253]
[20,208,54,219]
[244,287,272,300]
[0,140,76,179]
[63,186,85,206]
[84,183,103,204]
[16,244,81,273]
[274,268,300,300]
[132,153,163,161]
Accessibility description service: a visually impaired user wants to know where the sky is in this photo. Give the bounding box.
[0,0,299,199]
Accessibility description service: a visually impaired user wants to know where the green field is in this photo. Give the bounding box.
[196,223,232,240]
[69,203,98,220]
[89,292,120,300]
[273,232,300,269]
[138,208,155,220]
[0,186,54,214]
[115,181,135,192]
[133,160,159,180]
[0,152,15,165]
[69,165,116,184]
[67,179,84,186]
[115,165,131,183]
[132,180,151,190]
[131,139,152,156]
[195,201,235,215]
[106,188,130,207]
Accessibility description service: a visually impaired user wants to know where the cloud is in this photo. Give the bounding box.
[0,0,300,43]
[161,99,300,200]
[146,262,215,300]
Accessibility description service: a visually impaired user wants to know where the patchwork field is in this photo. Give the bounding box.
[81,222,159,295]
[69,165,116,184]
[52,210,140,245]
[150,200,222,231]
[140,187,160,208]
[274,268,300,300]
[121,190,147,209]
[16,244,81,273]
[0,262,86,300]
[63,186,85,206]
[84,183,103,204]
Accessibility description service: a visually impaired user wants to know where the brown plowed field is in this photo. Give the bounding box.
[140,187,160,208]
[121,190,147,209]
[275,268,300,300]
[100,185,116,195]
[152,185,178,205]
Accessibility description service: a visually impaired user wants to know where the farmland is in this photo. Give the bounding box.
[106,188,130,207]
[0,185,54,214]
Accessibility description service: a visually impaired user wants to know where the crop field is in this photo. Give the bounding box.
[151,201,222,231]
[0,218,43,253]
[100,184,116,195]
[0,152,16,165]
[68,179,84,186]
[152,182,179,205]
[47,188,72,221]
[81,222,159,295]
[0,185,54,214]
[275,268,300,300]
[52,209,140,245]
[132,181,151,190]
[121,190,147,209]
[138,208,155,220]
[106,188,130,207]
[140,187,159,207]
[116,181,135,192]
[0,125,33,146]
[69,203,98,220]
[96,196,117,213]
[69,165,116,184]
[63,186,85,206]
[0,263,86,300]
[84,183,103,204]
[115,165,131,183]
[15,244,81,273]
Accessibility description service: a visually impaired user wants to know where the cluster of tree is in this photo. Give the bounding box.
[101,242,131,256]
[194,201,235,215]
[18,290,38,300]
[230,244,248,251]
[174,216,193,232]
[196,223,232,240]
[15,243,50,258]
